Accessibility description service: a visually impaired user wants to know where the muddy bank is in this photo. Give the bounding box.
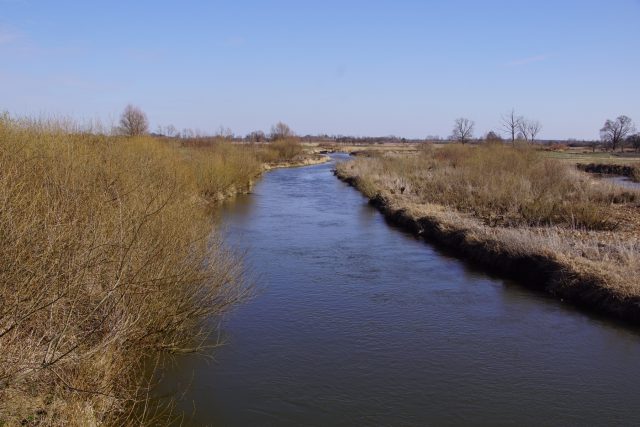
[334,171,640,325]
[578,163,639,182]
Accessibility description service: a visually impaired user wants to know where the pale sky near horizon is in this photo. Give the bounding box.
[1,0,639,139]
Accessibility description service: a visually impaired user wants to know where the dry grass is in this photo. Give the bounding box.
[179,141,263,200]
[0,116,280,425]
[341,144,638,229]
[178,136,308,178]
[336,143,640,301]
[256,138,304,164]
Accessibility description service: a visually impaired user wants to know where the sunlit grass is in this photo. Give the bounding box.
[339,144,638,229]
[0,114,303,425]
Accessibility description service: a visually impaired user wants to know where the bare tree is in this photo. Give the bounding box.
[216,126,234,140]
[247,130,266,143]
[451,118,474,144]
[588,139,601,153]
[165,124,177,137]
[527,120,542,143]
[517,120,528,142]
[517,118,543,143]
[270,121,293,141]
[501,109,522,143]
[628,133,640,152]
[119,104,149,137]
[600,115,635,152]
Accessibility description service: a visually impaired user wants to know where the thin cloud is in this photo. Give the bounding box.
[507,54,549,67]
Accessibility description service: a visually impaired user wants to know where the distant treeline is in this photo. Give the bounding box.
[151,132,602,147]
[295,134,601,147]
[150,108,637,151]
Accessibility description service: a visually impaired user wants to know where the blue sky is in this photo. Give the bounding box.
[1,0,639,139]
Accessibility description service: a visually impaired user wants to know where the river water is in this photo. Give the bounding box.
[601,175,640,190]
[163,154,640,426]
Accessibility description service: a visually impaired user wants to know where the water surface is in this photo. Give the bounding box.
[601,174,640,190]
[165,155,640,426]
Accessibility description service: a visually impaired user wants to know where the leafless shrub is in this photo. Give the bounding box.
[0,116,254,425]
[270,121,293,141]
[119,104,149,137]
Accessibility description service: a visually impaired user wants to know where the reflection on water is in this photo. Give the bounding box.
[162,154,640,426]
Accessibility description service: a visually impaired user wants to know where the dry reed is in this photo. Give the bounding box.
[340,144,638,229]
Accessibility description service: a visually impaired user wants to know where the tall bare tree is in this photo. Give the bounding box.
[451,117,474,144]
[270,121,293,141]
[600,115,635,152]
[119,104,149,136]
[501,109,522,143]
[517,118,543,143]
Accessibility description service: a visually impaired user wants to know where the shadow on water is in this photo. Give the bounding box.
[154,154,640,427]
[334,169,640,335]
[384,212,640,333]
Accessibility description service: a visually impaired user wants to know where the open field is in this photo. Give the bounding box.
[542,148,640,166]
[0,116,321,425]
[335,144,640,323]
[313,141,640,162]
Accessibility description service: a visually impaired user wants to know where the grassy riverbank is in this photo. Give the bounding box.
[0,116,318,425]
[335,144,640,323]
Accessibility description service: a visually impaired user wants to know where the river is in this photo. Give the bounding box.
[601,175,640,190]
[161,154,640,426]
